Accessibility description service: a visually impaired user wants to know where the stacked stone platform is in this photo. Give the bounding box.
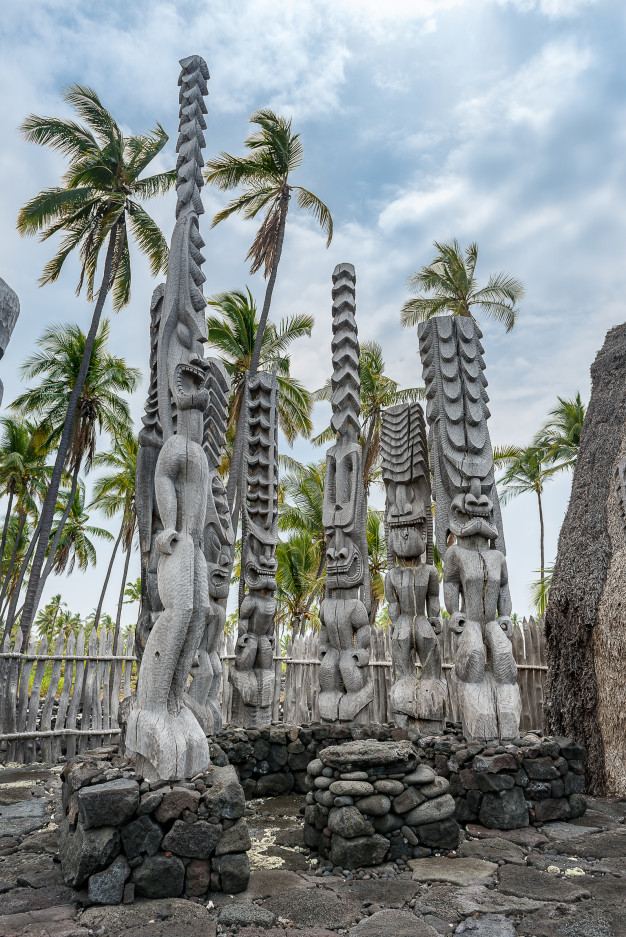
[218,723,587,834]
[58,750,250,905]
[303,739,460,869]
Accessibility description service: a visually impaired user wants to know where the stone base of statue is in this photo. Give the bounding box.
[58,748,250,903]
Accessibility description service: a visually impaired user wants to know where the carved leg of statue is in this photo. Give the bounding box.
[206,610,223,734]
[125,535,209,781]
[319,646,342,722]
[230,633,259,705]
[413,616,447,733]
[255,634,275,712]
[186,600,223,734]
[454,618,497,742]
[392,614,413,678]
[485,619,522,740]
[186,640,213,733]
[390,614,418,727]
[339,648,373,722]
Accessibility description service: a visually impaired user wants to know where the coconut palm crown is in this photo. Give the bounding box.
[17,84,175,309]
[401,239,524,333]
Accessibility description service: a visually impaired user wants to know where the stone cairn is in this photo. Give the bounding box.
[419,316,522,742]
[125,55,226,780]
[230,371,279,729]
[380,402,447,732]
[0,276,20,406]
[58,752,251,905]
[319,263,373,723]
[303,739,459,870]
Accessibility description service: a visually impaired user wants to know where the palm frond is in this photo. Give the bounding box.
[294,187,333,246]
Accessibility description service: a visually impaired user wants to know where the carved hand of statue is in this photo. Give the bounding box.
[429,616,443,636]
[449,611,466,634]
[156,527,179,555]
[497,616,514,638]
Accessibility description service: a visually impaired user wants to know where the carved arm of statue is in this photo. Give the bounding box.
[442,548,464,633]
[154,444,181,554]
[426,565,442,634]
[384,571,400,623]
[352,601,370,650]
[497,556,513,637]
[238,594,254,638]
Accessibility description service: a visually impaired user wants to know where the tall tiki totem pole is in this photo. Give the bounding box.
[319,263,373,723]
[419,317,521,742]
[230,371,279,729]
[380,403,447,732]
[125,55,217,780]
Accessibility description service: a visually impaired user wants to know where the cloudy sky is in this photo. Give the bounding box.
[1,0,624,626]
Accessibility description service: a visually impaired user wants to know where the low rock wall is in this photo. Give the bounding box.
[303,739,460,869]
[218,723,587,830]
[58,752,251,905]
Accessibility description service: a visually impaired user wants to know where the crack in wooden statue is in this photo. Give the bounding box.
[0,277,20,407]
[125,54,215,780]
[419,316,521,742]
[230,371,279,729]
[319,263,373,724]
[381,402,447,731]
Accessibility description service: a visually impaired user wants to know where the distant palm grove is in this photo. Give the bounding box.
[0,82,586,652]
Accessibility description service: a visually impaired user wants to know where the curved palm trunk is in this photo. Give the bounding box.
[113,542,132,651]
[0,490,15,563]
[0,511,27,637]
[17,222,121,648]
[27,462,81,624]
[537,487,545,585]
[91,523,123,635]
[227,193,289,523]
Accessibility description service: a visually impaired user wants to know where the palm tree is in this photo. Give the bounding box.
[15,83,174,642]
[279,459,326,629]
[0,419,51,626]
[5,321,139,634]
[276,534,321,634]
[206,288,313,489]
[0,515,33,630]
[313,341,424,491]
[531,564,554,618]
[204,109,333,513]
[90,432,138,647]
[49,479,113,575]
[534,393,586,473]
[366,509,386,623]
[35,594,67,640]
[401,240,524,333]
[494,444,557,586]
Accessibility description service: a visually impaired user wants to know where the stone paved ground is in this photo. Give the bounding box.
[1,764,625,936]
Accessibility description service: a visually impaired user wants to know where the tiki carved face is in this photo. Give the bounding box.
[205,471,235,600]
[385,481,427,559]
[449,476,499,542]
[244,522,277,593]
[323,441,364,590]
[165,294,210,415]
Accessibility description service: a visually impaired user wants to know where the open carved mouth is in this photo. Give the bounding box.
[388,517,425,529]
[175,362,206,396]
[327,551,363,587]
[247,561,277,577]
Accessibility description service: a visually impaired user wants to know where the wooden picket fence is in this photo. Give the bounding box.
[0,618,546,765]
